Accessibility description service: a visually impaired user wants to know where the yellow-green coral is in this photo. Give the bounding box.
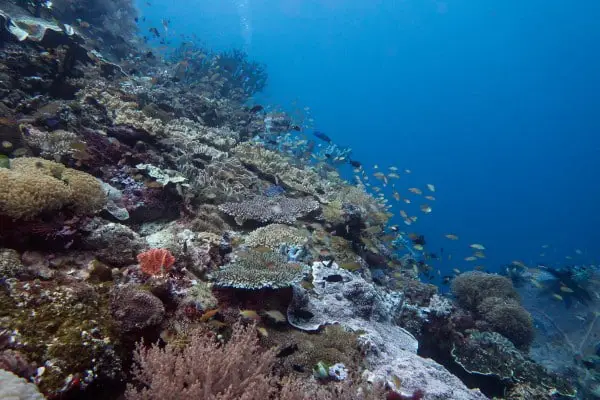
[0,157,106,219]
[0,279,119,394]
[245,224,308,249]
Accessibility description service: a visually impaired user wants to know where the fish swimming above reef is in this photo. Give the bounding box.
[313,130,332,143]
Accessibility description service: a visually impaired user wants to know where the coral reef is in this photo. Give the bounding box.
[0,2,575,398]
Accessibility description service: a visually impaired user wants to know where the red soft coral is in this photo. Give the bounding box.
[137,248,175,276]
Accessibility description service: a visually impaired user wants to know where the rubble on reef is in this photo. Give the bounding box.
[0,1,578,399]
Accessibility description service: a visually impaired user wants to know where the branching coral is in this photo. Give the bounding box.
[210,250,306,289]
[126,323,277,400]
[233,142,340,197]
[219,195,320,226]
[19,124,78,159]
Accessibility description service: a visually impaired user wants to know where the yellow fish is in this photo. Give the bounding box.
[400,210,408,218]
[414,244,424,251]
[560,286,574,293]
[453,268,461,274]
[408,188,422,195]
[552,294,564,301]
[531,279,544,289]
[474,251,486,259]
[403,218,412,226]
[511,260,526,268]
[393,191,401,201]
[445,234,459,240]
[427,184,435,192]
[389,166,399,171]
[239,309,261,321]
[470,244,486,250]
[264,310,287,323]
[200,308,220,322]
[257,326,269,337]
[420,204,432,214]
[388,173,400,179]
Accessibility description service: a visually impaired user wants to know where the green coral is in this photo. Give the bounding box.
[210,250,305,289]
[0,279,120,395]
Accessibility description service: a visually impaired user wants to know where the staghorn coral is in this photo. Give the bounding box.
[80,85,166,136]
[245,224,308,249]
[233,142,341,197]
[0,157,106,219]
[210,250,306,289]
[184,158,259,202]
[126,323,276,400]
[19,124,78,160]
[219,195,320,226]
[165,118,239,150]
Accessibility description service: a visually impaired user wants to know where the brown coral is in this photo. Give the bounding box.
[0,157,106,220]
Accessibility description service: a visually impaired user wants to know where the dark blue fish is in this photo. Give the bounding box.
[313,130,331,143]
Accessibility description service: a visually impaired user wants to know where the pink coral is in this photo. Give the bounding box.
[137,248,175,276]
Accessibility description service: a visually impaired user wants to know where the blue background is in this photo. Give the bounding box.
[137,0,600,275]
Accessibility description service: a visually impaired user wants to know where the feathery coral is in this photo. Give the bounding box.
[137,248,176,276]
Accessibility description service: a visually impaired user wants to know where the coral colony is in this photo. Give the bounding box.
[0,1,593,399]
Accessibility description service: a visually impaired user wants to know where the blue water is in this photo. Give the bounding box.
[138,0,600,275]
